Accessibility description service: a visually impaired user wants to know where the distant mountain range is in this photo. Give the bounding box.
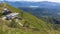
[4,1,60,18]
[5,1,60,7]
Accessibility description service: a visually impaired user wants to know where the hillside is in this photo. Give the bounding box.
[0,3,60,34]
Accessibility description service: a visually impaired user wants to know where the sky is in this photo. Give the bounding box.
[0,0,60,3]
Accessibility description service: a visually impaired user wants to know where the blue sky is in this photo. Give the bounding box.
[0,0,60,3]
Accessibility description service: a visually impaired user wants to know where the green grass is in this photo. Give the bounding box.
[6,4,53,30]
[0,3,60,34]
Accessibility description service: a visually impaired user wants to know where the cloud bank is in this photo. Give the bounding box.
[1,0,60,3]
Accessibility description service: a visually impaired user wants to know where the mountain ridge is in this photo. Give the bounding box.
[4,1,60,7]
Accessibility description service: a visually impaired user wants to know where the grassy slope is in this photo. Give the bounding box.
[6,4,52,30]
[0,3,60,34]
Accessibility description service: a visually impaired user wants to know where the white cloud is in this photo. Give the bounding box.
[29,6,39,7]
[46,0,60,2]
[21,0,44,2]
[2,0,60,3]
[5,0,20,1]
[22,0,60,3]
[0,0,3,1]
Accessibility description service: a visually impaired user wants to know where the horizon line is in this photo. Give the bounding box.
[0,1,60,3]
